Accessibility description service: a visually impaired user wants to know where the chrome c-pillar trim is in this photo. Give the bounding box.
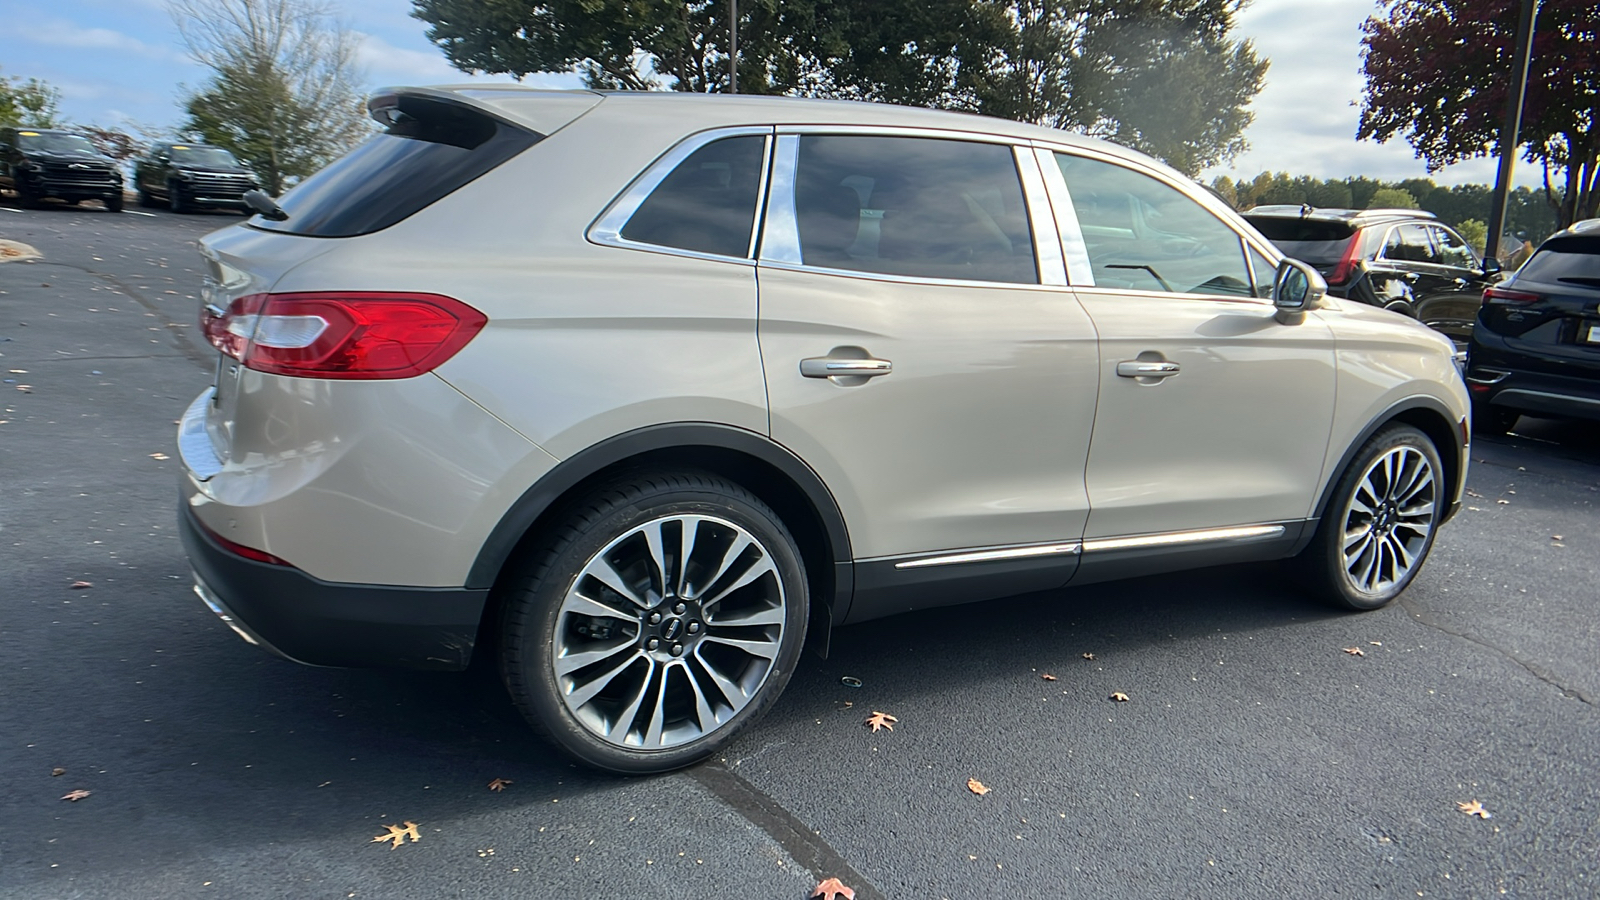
[893,542,1082,570]
[1081,524,1286,553]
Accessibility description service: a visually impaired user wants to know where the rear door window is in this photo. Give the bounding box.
[252,94,542,238]
[1431,226,1477,269]
[1383,224,1440,264]
[791,135,1037,284]
[620,136,767,259]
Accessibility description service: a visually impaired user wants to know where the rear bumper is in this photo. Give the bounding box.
[1466,350,1600,423]
[179,502,488,671]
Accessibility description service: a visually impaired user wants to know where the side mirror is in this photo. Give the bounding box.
[1272,258,1328,324]
[1479,257,1502,280]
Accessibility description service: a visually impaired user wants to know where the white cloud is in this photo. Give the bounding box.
[353,32,582,90]
[12,18,179,61]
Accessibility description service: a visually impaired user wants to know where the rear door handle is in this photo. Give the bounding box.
[1116,360,1181,379]
[800,357,893,379]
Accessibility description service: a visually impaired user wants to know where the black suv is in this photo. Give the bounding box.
[134,143,257,213]
[1244,206,1500,345]
[0,127,124,212]
[1465,219,1600,434]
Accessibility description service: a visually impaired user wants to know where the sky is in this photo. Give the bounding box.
[0,0,1542,189]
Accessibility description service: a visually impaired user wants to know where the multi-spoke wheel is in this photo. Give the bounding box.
[500,472,808,773]
[1301,424,1443,610]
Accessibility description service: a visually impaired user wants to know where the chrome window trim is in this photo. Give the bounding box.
[587,125,774,264]
[758,129,1045,288]
[1081,524,1286,553]
[1015,145,1067,286]
[887,541,1083,570]
[1070,284,1274,307]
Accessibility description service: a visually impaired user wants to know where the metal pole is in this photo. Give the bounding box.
[1485,0,1538,262]
[729,0,738,94]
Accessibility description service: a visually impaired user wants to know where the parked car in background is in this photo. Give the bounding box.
[1243,206,1501,345]
[135,143,258,213]
[1465,219,1600,434]
[0,127,124,211]
[178,87,1469,774]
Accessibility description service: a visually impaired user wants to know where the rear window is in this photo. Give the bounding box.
[252,95,542,238]
[1518,236,1600,288]
[1244,216,1357,266]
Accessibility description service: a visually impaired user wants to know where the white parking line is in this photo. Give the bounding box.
[0,207,21,213]
[126,210,158,217]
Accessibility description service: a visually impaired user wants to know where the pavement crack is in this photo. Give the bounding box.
[24,260,212,369]
[685,760,883,900]
[1399,594,1596,708]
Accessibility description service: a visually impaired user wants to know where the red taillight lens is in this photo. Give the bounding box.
[201,291,486,379]
[1326,235,1363,287]
[1482,286,1543,305]
[197,517,291,566]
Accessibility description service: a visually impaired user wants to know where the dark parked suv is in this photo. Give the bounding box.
[0,127,124,211]
[134,143,257,213]
[1244,206,1500,345]
[1465,219,1600,434]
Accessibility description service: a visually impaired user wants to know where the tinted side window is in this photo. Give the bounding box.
[1432,226,1476,268]
[1384,224,1439,264]
[792,135,1037,284]
[1054,154,1251,296]
[622,136,766,258]
[1247,245,1277,298]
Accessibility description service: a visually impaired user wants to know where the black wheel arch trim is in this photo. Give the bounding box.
[1298,395,1466,553]
[466,422,854,616]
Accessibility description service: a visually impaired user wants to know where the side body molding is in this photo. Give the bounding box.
[466,422,856,618]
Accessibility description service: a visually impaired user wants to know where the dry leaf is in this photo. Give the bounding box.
[372,821,421,849]
[864,711,898,733]
[51,767,65,777]
[967,778,991,796]
[1496,499,1510,505]
[1109,692,1129,702]
[61,789,91,802]
[149,452,170,461]
[813,877,856,900]
[1552,535,1563,541]
[69,581,92,589]
[16,385,32,393]
[1343,647,1365,656]
[1368,641,1382,646]
[1040,673,1058,681]
[1081,653,1096,660]
[487,778,512,792]
[1457,800,1492,819]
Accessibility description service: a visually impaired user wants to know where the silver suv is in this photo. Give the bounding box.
[178,87,1469,773]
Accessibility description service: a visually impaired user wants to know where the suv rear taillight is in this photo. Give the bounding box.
[202,292,486,379]
[1325,234,1364,286]
[1481,286,1543,305]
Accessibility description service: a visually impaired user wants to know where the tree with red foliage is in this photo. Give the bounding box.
[1358,0,1599,226]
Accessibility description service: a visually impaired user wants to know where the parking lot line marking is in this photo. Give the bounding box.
[126,211,158,217]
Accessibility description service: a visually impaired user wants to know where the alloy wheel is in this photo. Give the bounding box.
[1339,445,1436,595]
[551,513,787,750]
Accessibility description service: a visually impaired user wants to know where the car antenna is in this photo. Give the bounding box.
[242,189,288,221]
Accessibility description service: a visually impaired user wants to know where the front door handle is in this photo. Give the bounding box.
[1116,360,1180,379]
[800,357,893,379]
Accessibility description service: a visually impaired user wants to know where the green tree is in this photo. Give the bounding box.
[1454,218,1488,252]
[412,0,1267,176]
[1359,0,1600,226]
[0,68,65,128]
[1366,187,1418,209]
[169,0,371,194]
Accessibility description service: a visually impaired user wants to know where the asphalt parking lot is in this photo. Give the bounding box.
[2,199,1597,899]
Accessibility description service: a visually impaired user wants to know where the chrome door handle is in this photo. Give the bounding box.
[1116,360,1180,379]
[800,357,893,378]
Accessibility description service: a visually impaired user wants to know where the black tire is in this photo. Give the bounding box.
[1298,424,1443,611]
[168,181,188,214]
[105,194,123,213]
[1381,299,1418,319]
[500,471,809,774]
[18,184,42,209]
[1473,403,1519,437]
[137,188,156,208]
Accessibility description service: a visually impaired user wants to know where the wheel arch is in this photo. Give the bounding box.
[467,423,854,650]
[1303,396,1466,548]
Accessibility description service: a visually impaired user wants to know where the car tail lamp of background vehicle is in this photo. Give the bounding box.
[1481,285,1544,305]
[202,292,486,379]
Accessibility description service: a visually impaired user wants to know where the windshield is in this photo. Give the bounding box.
[16,132,99,156]
[170,146,241,167]
[1244,216,1358,266]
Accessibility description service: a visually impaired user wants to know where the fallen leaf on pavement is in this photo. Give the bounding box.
[1081,653,1096,660]
[864,711,898,733]
[69,581,92,589]
[813,877,856,900]
[487,778,512,792]
[1552,535,1563,541]
[51,767,65,777]
[16,385,31,393]
[150,452,170,460]
[1368,641,1382,646]
[1040,673,1057,681]
[967,778,991,796]
[372,821,421,848]
[1109,692,1129,702]
[1496,499,1510,505]
[61,789,91,802]
[1343,647,1365,656]
[1457,800,1492,819]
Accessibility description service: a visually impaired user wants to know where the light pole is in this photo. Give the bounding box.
[729,0,738,94]
[1484,0,1538,262]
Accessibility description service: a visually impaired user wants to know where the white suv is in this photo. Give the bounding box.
[178,87,1469,773]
